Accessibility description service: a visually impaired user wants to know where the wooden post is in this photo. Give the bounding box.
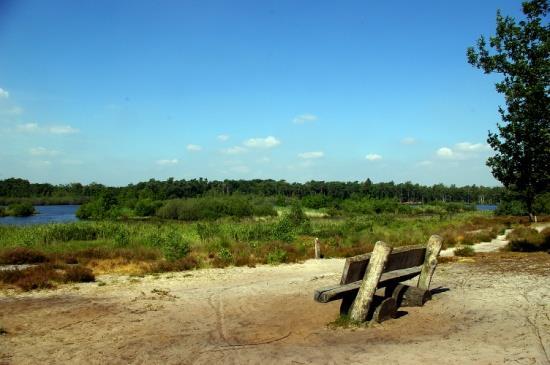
[417,235,442,290]
[314,237,321,259]
[349,241,392,322]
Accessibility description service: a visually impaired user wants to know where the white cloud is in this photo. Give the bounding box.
[49,125,79,134]
[298,151,324,159]
[222,146,247,155]
[365,153,382,161]
[0,88,9,99]
[186,144,202,152]
[16,123,79,134]
[436,142,490,160]
[17,123,40,132]
[417,160,433,166]
[29,147,60,156]
[436,147,454,158]
[401,137,416,145]
[455,142,490,152]
[293,114,317,124]
[244,136,281,148]
[217,134,229,141]
[156,159,179,165]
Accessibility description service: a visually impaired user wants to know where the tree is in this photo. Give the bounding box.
[467,0,550,221]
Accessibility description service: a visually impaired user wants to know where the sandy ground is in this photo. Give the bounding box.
[1,251,549,365]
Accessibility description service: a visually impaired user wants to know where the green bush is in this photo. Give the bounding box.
[134,199,160,217]
[162,230,191,261]
[156,196,259,221]
[7,202,35,217]
[272,216,295,242]
[495,200,526,216]
[267,248,287,264]
[533,193,550,214]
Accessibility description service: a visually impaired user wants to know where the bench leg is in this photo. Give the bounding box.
[370,297,397,324]
[340,293,355,315]
[385,284,432,307]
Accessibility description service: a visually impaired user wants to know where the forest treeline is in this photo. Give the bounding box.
[0,177,503,205]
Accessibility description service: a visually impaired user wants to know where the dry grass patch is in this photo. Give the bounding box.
[0,263,95,291]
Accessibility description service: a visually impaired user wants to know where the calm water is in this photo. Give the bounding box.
[476,204,497,211]
[0,205,80,225]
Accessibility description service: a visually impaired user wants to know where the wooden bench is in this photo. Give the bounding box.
[314,235,443,323]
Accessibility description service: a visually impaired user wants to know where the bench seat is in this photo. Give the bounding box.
[314,265,422,303]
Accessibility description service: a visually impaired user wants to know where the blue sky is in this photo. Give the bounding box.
[0,0,524,186]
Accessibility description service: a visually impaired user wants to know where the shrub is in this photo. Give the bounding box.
[0,248,48,265]
[7,202,35,217]
[156,196,256,221]
[507,227,548,252]
[287,203,309,226]
[267,248,287,264]
[134,199,160,217]
[64,265,95,283]
[150,255,199,272]
[454,245,475,257]
[495,200,526,216]
[272,216,295,242]
[162,230,191,261]
[0,264,95,291]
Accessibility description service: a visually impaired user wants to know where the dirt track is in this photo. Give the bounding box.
[1,253,549,365]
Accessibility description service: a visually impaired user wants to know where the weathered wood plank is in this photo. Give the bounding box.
[417,235,443,290]
[350,241,392,322]
[314,266,423,303]
[339,244,426,285]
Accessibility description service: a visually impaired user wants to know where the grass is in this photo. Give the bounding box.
[0,211,539,290]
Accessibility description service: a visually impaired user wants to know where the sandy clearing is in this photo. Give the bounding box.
[1,253,549,365]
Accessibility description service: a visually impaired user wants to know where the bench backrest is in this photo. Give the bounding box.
[340,244,426,285]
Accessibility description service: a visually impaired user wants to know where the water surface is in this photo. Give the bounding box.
[0,205,80,225]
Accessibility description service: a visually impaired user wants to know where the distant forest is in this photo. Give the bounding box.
[0,178,503,205]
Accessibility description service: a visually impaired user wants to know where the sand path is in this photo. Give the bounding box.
[1,252,549,365]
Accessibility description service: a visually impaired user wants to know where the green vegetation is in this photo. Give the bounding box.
[468,0,550,221]
[0,202,36,217]
[507,227,550,252]
[1,177,503,208]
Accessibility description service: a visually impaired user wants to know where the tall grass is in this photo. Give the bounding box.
[0,210,518,277]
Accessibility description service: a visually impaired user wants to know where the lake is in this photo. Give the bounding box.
[0,205,80,225]
[476,204,497,211]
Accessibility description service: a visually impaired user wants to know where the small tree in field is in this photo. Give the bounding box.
[467,0,549,221]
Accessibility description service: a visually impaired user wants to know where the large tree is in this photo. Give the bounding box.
[467,0,549,220]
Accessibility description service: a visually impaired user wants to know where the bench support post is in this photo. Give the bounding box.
[349,241,392,322]
[417,235,442,290]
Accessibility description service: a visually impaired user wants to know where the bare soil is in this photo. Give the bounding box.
[1,252,549,365]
